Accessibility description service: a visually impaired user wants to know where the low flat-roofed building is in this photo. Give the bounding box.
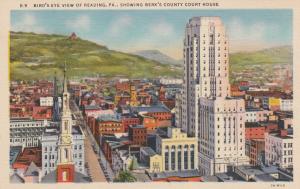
[148,127,198,173]
[234,165,274,182]
[215,172,245,182]
[147,169,201,182]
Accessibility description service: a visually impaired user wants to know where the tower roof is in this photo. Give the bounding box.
[188,16,222,26]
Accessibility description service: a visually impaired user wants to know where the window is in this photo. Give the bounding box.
[62,171,67,182]
[190,144,195,169]
[178,145,182,170]
[171,146,176,170]
[184,145,188,169]
[165,146,169,171]
[65,148,68,159]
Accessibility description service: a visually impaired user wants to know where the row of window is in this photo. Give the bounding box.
[10,123,44,127]
[10,138,39,142]
[44,161,83,168]
[44,144,83,152]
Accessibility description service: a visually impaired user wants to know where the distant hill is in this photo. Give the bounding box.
[230,45,292,70]
[133,50,182,66]
[10,32,181,80]
[10,31,292,81]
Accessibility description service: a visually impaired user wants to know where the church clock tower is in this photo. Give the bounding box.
[57,62,75,182]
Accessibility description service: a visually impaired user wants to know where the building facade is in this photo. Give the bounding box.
[175,92,183,128]
[149,127,198,173]
[245,108,273,123]
[40,97,54,107]
[10,118,49,147]
[181,17,248,175]
[199,97,249,175]
[128,125,147,146]
[181,17,231,136]
[41,126,85,177]
[265,131,293,168]
[182,17,249,175]
[280,98,293,112]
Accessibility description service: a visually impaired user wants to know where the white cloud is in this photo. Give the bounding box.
[226,18,280,52]
[149,20,175,37]
[108,15,132,36]
[65,15,91,32]
[11,13,46,33]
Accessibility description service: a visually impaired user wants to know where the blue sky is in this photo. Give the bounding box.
[11,10,292,59]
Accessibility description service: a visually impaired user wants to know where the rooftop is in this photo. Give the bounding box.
[140,147,156,157]
[43,125,83,136]
[84,105,101,110]
[147,169,201,180]
[215,172,244,182]
[10,146,22,166]
[245,122,263,128]
[129,125,145,129]
[97,114,121,122]
[41,170,91,183]
[131,105,170,113]
[12,147,42,169]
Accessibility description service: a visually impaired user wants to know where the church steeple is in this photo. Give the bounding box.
[52,71,60,122]
[57,61,75,182]
[63,61,68,93]
[62,62,71,115]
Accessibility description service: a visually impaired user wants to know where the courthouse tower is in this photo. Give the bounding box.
[180,17,248,175]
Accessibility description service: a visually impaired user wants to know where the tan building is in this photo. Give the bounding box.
[149,127,198,173]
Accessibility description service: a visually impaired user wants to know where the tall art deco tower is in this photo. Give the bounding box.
[180,17,249,175]
[56,63,75,182]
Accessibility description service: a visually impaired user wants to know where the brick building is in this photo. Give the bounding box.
[128,125,147,146]
[249,139,265,166]
[245,122,265,140]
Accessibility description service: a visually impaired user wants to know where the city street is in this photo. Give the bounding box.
[70,98,115,182]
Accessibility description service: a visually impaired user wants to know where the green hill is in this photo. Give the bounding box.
[10,32,181,80]
[229,45,292,72]
[10,32,292,81]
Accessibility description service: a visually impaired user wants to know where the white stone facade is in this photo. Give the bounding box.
[40,96,61,107]
[182,17,230,137]
[160,78,183,85]
[199,97,249,175]
[41,127,85,177]
[156,127,198,172]
[175,92,183,128]
[10,119,49,147]
[280,99,293,112]
[245,109,273,122]
[265,132,293,168]
[181,17,248,175]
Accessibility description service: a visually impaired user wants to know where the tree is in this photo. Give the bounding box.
[113,171,137,182]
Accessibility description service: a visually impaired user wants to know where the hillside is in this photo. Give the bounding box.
[10,32,292,81]
[133,50,181,66]
[10,32,181,80]
[229,45,292,72]
[229,45,292,83]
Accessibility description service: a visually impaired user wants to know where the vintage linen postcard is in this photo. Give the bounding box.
[0,0,299,188]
